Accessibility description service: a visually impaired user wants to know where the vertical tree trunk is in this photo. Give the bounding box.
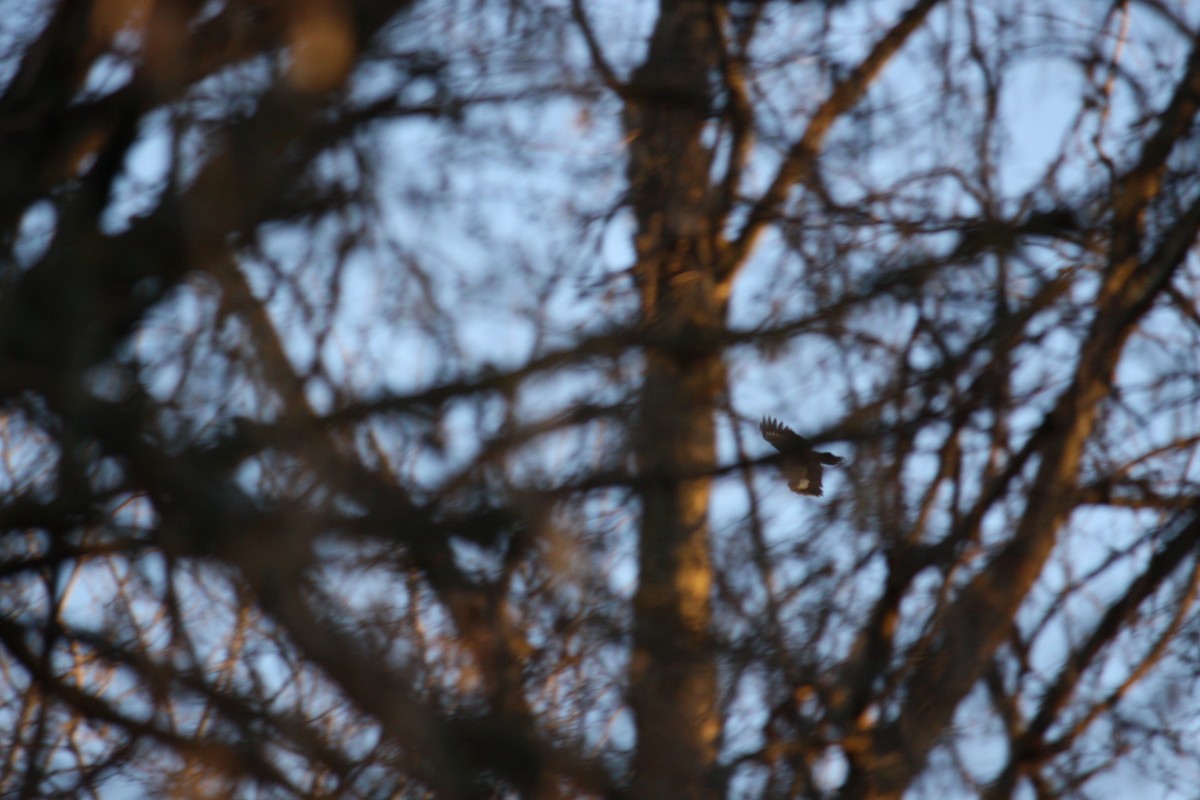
[624,2,725,797]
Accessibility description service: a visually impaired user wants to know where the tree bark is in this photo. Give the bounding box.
[624,2,725,797]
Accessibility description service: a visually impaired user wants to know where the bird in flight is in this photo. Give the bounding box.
[760,416,843,496]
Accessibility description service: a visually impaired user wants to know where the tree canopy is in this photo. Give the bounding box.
[3,1,1200,798]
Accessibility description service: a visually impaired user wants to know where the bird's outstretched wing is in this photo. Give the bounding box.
[760,416,810,453]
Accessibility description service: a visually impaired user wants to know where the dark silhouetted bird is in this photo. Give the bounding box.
[760,416,843,496]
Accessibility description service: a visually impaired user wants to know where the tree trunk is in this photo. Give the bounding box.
[624,2,726,798]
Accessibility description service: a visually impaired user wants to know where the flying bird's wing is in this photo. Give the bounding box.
[760,416,810,453]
